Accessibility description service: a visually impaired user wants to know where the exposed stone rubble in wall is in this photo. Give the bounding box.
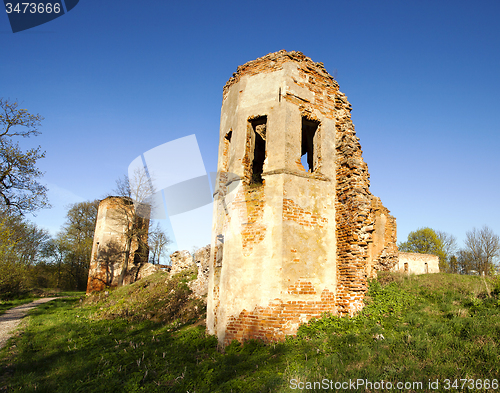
[334,96,372,315]
[126,262,159,284]
[189,245,211,298]
[169,250,195,276]
[168,246,211,298]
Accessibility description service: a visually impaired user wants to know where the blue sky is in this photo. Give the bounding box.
[1,0,499,259]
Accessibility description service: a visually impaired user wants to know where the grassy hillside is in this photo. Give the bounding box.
[1,270,499,392]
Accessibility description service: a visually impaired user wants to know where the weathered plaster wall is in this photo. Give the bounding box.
[208,50,398,345]
[86,196,153,293]
[395,252,440,274]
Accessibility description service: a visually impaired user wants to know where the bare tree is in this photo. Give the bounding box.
[148,222,170,264]
[463,225,500,275]
[112,169,155,286]
[436,230,458,272]
[456,249,474,275]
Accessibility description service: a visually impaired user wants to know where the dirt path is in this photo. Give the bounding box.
[0,298,59,349]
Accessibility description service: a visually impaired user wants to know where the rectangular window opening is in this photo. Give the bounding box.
[221,130,232,172]
[301,117,319,172]
[250,117,267,184]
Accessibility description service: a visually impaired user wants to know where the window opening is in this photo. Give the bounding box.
[250,117,267,184]
[221,130,232,172]
[404,262,408,273]
[301,117,319,172]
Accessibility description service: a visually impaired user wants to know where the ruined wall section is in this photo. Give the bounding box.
[86,197,153,293]
[396,252,440,274]
[333,93,398,314]
[210,50,398,344]
[211,51,340,345]
[334,93,372,315]
[366,197,398,277]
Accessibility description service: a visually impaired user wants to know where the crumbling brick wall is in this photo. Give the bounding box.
[209,50,398,345]
[334,88,398,315]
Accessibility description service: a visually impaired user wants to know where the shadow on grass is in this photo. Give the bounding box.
[2,274,500,393]
[1,298,289,393]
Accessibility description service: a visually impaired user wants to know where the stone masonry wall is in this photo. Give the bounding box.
[210,50,398,344]
[86,196,152,293]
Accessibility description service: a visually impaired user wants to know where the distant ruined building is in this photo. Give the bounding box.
[207,50,400,345]
[395,252,440,275]
[86,196,156,294]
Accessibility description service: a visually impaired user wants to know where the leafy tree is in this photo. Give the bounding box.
[0,208,51,297]
[448,255,460,274]
[0,99,49,214]
[52,200,99,290]
[0,212,24,297]
[40,236,70,288]
[398,227,447,270]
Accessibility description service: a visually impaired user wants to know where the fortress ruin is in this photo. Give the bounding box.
[86,196,155,293]
[207,50,399,345]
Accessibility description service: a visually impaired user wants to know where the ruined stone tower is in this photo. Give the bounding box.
[207,50,398,345]
[86,196,152,293]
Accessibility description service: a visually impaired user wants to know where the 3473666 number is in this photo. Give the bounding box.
[444,379,499,390]
[5,3,61,14]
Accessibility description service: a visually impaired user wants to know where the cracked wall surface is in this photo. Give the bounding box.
[208,50,398,345]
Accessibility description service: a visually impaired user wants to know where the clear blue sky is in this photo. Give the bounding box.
[1,0,499,259]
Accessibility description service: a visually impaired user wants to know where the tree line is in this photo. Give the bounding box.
[398,226,500,275]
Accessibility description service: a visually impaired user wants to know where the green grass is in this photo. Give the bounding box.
[1,272,500,392]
